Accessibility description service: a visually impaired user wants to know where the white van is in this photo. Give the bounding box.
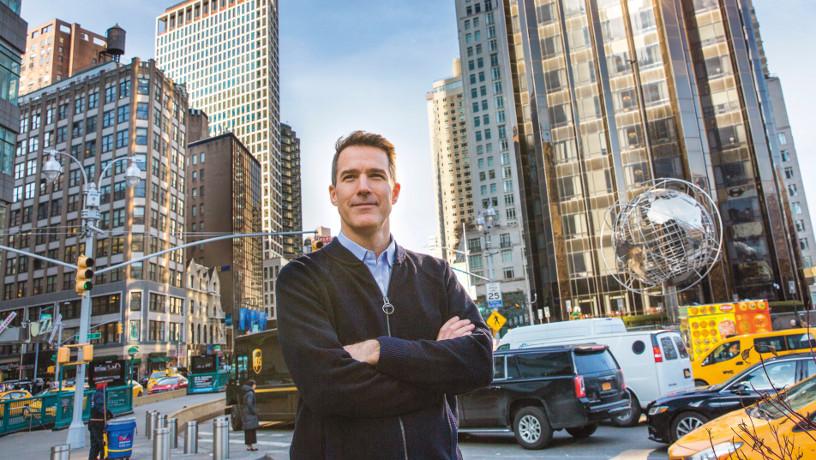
[497,319,694,426]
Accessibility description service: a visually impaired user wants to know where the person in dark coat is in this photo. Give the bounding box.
[88,382,113,460]
[241,379,259,451]
[277,131,493,459]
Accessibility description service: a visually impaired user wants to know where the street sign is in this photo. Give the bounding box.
[76,332,101,341]
[0,311,17,335]
[543,307,551,318]
[486,282,503,309]
[486,310,507,333]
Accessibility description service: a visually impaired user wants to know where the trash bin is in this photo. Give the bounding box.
[105,417,137,459]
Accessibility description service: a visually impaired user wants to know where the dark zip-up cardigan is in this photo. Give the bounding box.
[277,238,494,460]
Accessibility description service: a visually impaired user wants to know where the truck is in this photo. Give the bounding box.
[226,329,298,430]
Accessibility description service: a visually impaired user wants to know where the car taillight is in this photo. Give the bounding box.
[574,375,586,398]
[653,346,663,363]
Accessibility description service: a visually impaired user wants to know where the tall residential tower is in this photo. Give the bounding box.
[155,0,282,305]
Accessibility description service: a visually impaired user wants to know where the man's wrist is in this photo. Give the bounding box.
[367,339,381,365]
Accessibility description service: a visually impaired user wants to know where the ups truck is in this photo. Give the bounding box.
[226,329,298,430]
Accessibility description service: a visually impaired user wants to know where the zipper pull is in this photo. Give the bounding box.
[382,296,395,315]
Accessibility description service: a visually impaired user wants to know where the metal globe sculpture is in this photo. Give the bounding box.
[604,178,722,296]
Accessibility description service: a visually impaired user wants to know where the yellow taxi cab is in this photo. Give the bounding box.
[692,328,815,386]
[669,374,816,459]
[129,380,144,398]
[146,368,178,393]
[0,389,44,418]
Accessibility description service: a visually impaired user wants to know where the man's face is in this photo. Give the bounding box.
[330,145,400,236]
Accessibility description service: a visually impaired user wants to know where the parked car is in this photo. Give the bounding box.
[149,376,187,394]
[668,373,816,459]
[129,380,144,398]
[647,353,816,443]
[456,344,629,449]
[0,389,44,418]
[145,368,181,393]
[692,328,816,386]
[498,319,694,426]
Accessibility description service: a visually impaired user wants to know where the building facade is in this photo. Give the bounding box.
[765,77,816,302]
[427,59,475,266]
[19,19,108,95]
[0,0,26,246]
[483,0,806,320]
[185,259,225,358]
[154,1,284,319]
[453,0,534,328]
[186,131,263,335]
[280,123,301,259]
[0,58,189,377]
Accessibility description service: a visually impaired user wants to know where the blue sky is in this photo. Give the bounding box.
[18,1,816,253]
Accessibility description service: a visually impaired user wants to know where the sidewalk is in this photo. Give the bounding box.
[0,392,238,459]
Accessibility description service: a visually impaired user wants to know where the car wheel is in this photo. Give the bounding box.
[694,379,709,387]
[512,406,552,450]
[566,423,598,439]
[670,411,709,442]
[610,390,641,427]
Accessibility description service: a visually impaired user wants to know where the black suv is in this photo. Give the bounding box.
[456,344,629,449]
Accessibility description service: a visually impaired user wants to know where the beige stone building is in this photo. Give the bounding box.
[19,19,108,95]
[426,59,473,264]
[185,259,225,357]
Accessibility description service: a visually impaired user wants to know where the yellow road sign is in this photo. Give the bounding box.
[486,310,507,333]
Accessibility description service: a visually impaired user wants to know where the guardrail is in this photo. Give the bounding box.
[0,384,133,435]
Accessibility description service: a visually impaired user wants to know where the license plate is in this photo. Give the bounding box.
[602,382,612,391]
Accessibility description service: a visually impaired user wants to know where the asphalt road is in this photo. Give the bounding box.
[197,422,670,459]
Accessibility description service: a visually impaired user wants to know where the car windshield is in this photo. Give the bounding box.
[156,377,177,385]
[748,376,816,420]
[150,372,167,379]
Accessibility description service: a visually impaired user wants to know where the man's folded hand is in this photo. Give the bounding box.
[436,316,475,341]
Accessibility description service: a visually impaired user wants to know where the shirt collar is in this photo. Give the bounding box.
[337,232,396,267]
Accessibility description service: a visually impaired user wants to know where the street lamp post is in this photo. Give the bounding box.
[42,148,144,449]
[475,207,497,282]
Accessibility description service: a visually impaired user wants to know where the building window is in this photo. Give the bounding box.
[503,267,514,280]
[801,238,810,251]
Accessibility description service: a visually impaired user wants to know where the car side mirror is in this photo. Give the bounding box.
[730,383,751,395]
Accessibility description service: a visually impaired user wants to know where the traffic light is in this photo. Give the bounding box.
[57,346,70,364]
[312,239,325,252]
[75,254,95,294]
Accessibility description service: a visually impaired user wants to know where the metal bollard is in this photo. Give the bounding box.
[213,416,230,459]
[184,420,199,454]
[168,417,178,449]
[149,410,160,439]
[159,413,169,429]
[50,444,70,460]
[153,426,171,460]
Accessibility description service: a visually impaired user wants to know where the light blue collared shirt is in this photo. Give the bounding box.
[337,232,396,297]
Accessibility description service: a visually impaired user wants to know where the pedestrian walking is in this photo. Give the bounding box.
[88,382,112,460]
[277,130,493,459]
[241,379,259,451]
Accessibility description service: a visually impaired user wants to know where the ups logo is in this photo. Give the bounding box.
[252,348,263,374]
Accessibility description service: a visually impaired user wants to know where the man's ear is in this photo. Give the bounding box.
[329,184,338,207]
[391,182,401,204]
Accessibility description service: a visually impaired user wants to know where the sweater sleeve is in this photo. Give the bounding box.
[375,262,494,394]
[276,261,442,418]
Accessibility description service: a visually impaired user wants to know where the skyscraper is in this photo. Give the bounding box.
[155,0,282,299]
[426,59,474,264]
[19,19,109,95]
[453,0,534,327]
[472,0,807,320]
[0,58,189,377]
[186,127,264,331]
[280,123,301,259]
[0,0,26,248]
